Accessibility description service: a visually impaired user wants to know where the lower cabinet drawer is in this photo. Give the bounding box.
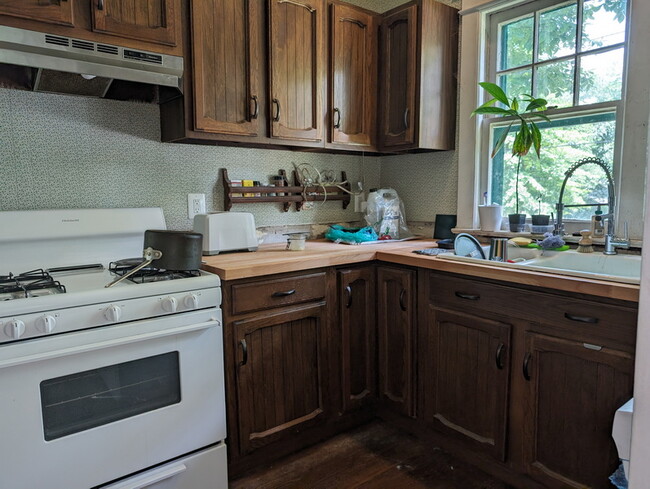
[231,272,327,315]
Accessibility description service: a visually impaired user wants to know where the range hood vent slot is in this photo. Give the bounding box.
[97,44,118,55]
[44,35,69,47]
[71,39,95,51]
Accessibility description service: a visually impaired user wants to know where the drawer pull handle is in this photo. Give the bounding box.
[399,288,407,311]
[495,343,505,370]
[455,292,480,301]
[97,0,104,10]
[523,352,532,381]
[345,285,352,308]
[583,343,603,351]
[239,339,248,366]
[272,289,296,298]
[564,313,599,324]
[250,95,259,119]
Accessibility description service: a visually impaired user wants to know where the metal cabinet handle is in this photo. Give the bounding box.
[239,339,248,366]
[272,289,296,298]
[97,0,104,10]
[403,107,410,129]
[272,98,281,122]
[564,312,599,324]
[495,343,505,370]
[333,107,341,129]
[345,285,352,308]
[399,289,407,311]
[523,352,532,380]
[455,291,480,301]
[250,95,259,119]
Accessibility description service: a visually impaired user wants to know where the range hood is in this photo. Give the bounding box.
[0,25,183,102]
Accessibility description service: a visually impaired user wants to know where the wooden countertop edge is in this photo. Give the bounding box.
[201,240,639,303]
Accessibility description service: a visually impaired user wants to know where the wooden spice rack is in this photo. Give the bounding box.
[222,168,351,212]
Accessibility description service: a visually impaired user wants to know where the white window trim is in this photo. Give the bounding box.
[456,0,649,240]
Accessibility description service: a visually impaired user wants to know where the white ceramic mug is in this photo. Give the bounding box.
[478,205,503,232]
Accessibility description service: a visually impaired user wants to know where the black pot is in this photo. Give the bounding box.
[531,214,550,226]
[144,230,203,271]
[508,213,526,232]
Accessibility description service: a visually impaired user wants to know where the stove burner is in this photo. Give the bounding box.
[0,269,66,301]
[109,260,201,284]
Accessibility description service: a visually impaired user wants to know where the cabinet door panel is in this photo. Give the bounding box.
[330,3,376,147]
[379,5,416,149]
[192,0,260,136]
[339,267,376,413]
[269,0,324,141]
[235,303,328,454]
[524,333,634,489]
[0,0,73,26]
[421,308,511,461]
[92,0,177,46]
[377,266,416,417]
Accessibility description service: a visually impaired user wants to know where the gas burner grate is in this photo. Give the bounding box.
[0,269,66,300]
[109,260,201,284]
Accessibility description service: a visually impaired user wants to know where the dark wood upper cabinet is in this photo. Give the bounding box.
[338,267,377,414]
[420,307,512,461]
[377,266,416,417]
[191,0,260,136]
[268,0,325,142]
[0,0,74,27]
[91,0,177,46]
[522,333,634,489]
[379,0,458,151]
[328,2,377,150]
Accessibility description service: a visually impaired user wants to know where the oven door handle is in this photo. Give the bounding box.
[102,463,187,489]
[0,319,220,370]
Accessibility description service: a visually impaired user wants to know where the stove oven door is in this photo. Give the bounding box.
[0,309,226,489]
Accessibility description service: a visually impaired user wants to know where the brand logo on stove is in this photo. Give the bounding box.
[61,219,80,223]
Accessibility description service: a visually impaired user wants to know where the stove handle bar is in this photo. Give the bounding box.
[0,319,219,370]
[102,462,187,489]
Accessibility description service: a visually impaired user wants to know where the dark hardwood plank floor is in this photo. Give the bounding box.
[230,421,513,489]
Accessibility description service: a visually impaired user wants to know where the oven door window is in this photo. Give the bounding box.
[40,352,181,441]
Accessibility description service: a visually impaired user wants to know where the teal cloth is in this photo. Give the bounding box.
[325,225,378,243]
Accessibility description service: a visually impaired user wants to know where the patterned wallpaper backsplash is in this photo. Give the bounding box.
[0,88,380,231]
[0,0,461,233]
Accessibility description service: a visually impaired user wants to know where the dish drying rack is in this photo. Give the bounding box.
[222,168,351,212]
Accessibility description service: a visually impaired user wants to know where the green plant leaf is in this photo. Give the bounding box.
[478,82,509,106]
[490,122,514,159]
[471,106,514,116]
[530,121,542,158]
[511,97,519,112]
[524,98,548,112]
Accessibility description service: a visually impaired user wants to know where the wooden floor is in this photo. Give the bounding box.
[230,421,513,489]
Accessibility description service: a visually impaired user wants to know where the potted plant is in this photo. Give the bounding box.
[471,82,549,232]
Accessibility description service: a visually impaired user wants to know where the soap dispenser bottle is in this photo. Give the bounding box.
[591,206,605,238]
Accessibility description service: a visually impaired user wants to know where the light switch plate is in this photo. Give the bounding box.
[188,193,206,219]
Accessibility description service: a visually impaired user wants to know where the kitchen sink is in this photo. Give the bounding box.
[438,247,642,284]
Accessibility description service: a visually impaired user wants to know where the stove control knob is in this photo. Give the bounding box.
[104,305,122,323]
[184,294,199,310]
[5,319,26,340]
[162,297,178,313]
[35,315,57,333]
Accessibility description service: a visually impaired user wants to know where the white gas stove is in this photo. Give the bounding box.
[0,208,227,489]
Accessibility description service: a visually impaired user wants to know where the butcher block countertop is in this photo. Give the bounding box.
[201,239,639,303]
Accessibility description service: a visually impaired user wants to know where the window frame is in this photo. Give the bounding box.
[476,0,629,226]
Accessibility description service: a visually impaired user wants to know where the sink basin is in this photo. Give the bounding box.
[438,247,641,284]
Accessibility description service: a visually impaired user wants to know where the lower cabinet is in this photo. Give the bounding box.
[338,266,377,414]
[419,307,512,461]
[522,332,634,489]
[377,265,416,417]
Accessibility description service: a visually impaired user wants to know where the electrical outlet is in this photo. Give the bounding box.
[188,193,206,220]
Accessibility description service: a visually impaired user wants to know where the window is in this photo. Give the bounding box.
[483,0,628,219]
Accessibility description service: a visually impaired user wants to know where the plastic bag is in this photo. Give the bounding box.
[325,225,378,244]
[365,188,411,240]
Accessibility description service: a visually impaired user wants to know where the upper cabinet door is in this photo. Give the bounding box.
[191,0,260,136]
[0,0,74,27]
[329,3,377,148]
[379,5,417,149]
[269,0,324,142]
[91,0,177,46]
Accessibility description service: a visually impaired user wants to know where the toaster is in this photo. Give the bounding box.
[193,212,258,255]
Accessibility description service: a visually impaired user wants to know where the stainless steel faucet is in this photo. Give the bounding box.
[553,157,628,254]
